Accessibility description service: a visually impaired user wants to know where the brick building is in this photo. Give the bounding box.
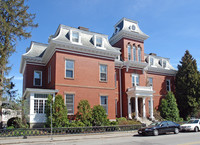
[20,18,176,127]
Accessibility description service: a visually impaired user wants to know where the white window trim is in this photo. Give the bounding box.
[34,99,47,114]
[65,94,74,115]
[148,77,153,88]
[166,79,171,91]
[33,93,48,114]
[69,30,82,44]
[65,59,74,79]
[48,65,51,83]
[138,46,141,62]
[127,44,131,60]
[33,70,42,86]
[100,95,108,114]
[99,64,107,82]
[149,57,157,67]
[160,59,168,69]
[132,74,139,86]
[94,35,105,49]
[133,45,136,61]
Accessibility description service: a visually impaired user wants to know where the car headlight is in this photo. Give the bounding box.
[186,126,191,128]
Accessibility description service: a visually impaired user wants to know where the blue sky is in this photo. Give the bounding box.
[8,0,200,97]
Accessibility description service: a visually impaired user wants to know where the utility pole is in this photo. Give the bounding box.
[50,100,53,141]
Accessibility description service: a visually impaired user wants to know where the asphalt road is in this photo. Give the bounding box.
[2,131,200,145]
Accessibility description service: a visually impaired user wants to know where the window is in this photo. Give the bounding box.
[66,94,74,115]
[132,74,139,86]
[96,36,103,47]
[148,78,153,87]
[34,94,48,114]
[65,60,74,78]
[34,71,42,86]
[127,45,131,60]
[100,64,107,82]
[138,46,141,62]
[48,65,51,83]
[72,31,79,43]
[163,60,166,68]
[133,45,136,61]
[150,57,154,66]
[160,59,167,68]
[166,79,171,91]
[101,96,108,114]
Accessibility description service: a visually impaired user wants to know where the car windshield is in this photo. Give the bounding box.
[187,120,199,124]
[150,122,161,126]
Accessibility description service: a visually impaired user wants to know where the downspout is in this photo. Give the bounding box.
[119,68,122,117]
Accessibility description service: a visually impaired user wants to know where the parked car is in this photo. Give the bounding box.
[138,121,180,136]
[180,119,200,132]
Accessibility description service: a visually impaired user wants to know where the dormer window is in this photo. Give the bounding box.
[150,57,154,66]
[160,59,167,68]
[163,60,166,68]
[72,32,79,42]
[96,37,102,47]
[70,30,81,44]
[94,35,104,48]
[129,25,136,31]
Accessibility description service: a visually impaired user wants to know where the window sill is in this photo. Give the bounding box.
[65,77,74,80]
[33,85,42,87]
[99,80,108,83]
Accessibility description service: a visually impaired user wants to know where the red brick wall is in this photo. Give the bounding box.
[54,50,117,119]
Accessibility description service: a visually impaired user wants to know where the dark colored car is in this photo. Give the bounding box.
[138,121,180,136]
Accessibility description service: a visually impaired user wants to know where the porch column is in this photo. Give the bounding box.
[127,97,132,119]
[142,97,146,118]
[150,96,154,119]
[135,96,138,119]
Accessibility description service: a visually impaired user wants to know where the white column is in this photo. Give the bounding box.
[150,96,154,119]
[142,97,146,118]
[127,97,132,119]
[135,96,138,119]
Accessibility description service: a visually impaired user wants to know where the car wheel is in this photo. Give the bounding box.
[174,128,179,134]
[194,127,199,132]
[153,130,158,136]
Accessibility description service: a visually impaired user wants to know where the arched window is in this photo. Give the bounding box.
[133,45,136,61]
[127,44,131,60]
[138,46,141,62]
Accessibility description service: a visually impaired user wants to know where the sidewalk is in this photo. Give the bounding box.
[0,131,137,145]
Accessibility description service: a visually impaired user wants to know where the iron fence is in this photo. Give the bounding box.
[0,124,141,137]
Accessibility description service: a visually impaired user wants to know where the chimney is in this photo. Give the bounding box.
[78,26,89,31]
[149,53,157,56]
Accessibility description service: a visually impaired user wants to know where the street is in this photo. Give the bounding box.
[1,131,200,145]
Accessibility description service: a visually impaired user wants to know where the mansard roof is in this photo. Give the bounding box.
[109,18,149,45]
[20,24,121,74]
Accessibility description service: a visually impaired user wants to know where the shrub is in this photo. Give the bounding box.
[160,91,180,122]
[117,117,141,125]
[69,120,85,127]
[76,100,93,126]
[45,94,69,127]
[92,105,109,126]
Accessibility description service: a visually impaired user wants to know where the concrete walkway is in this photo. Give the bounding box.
[0,131,137,145]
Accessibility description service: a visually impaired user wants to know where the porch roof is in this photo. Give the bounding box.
[126,86,155,97]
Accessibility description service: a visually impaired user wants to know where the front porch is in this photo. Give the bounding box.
[126,86,155,120]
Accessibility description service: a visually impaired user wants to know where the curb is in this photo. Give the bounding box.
[0,130,137,144]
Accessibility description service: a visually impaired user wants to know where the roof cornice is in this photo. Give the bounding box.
[109,30,149,45]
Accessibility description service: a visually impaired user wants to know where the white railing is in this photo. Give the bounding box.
[128,86,153,92]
